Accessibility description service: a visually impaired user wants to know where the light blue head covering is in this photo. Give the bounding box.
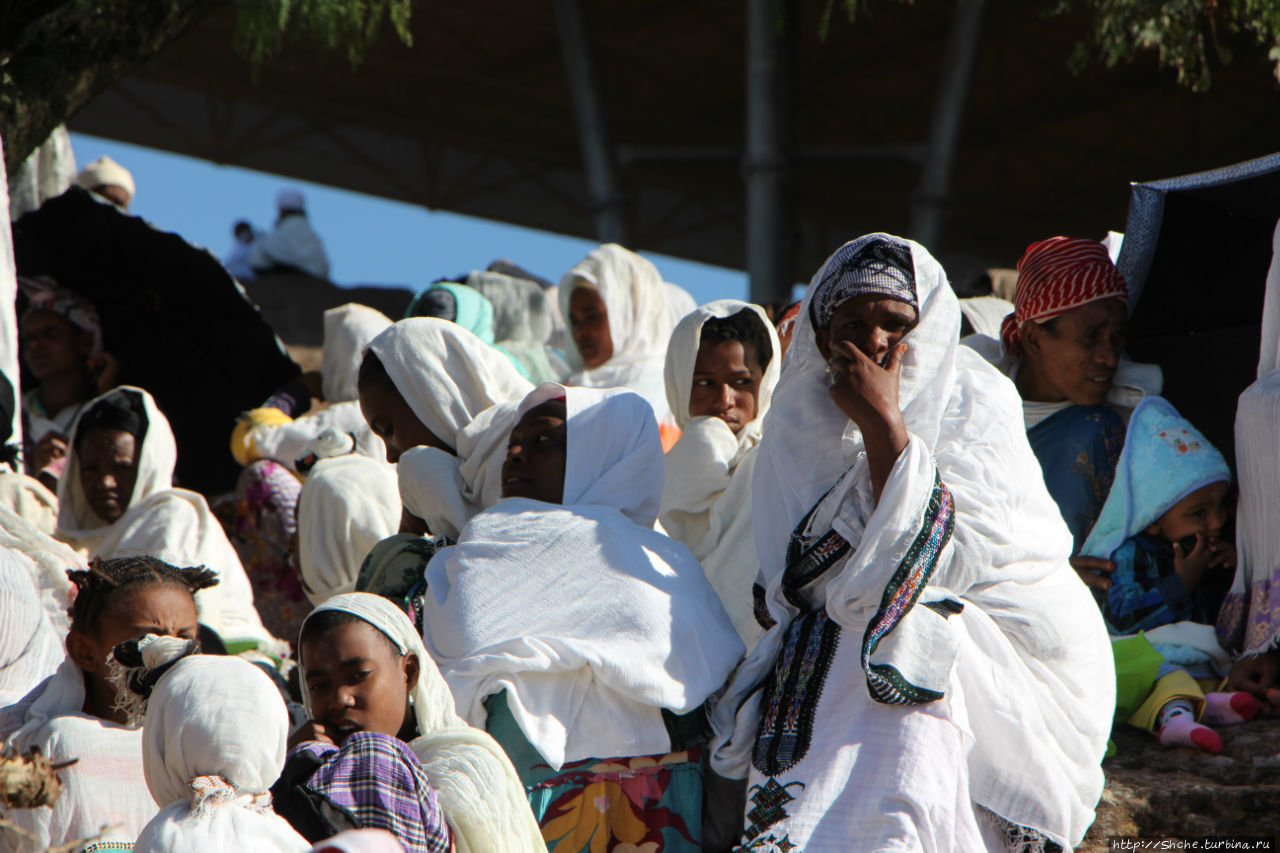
[1080,396,1230,559]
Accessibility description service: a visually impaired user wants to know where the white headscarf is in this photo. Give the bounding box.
[422,384,743,768]
[133,648,308,852]
[56,387,276,648]
[0,550,64,702]
[322,304,393,403]
[558,244,679,423]
[302,593,545,853]
[367,318,533,452]
[957,294,1014,339]
[297,454,402,605]
[0,472,59,536]
[659,300,781,647]
[715,234,1112,848]
[468,271,562,383]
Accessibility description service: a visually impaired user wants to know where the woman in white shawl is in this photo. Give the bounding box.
[711,233,1113,851]
[660,300,781,649]
[57,386,278,651]
[284,592,544,853]
[297,448,402,605]
[113,635,309,852]
[558,244,682,445]
[421,383,743,852]
[358,318,533,538]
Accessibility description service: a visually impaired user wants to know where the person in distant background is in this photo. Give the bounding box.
[76,155,135,210]
[250,189,331,279]
[224,220,261,282]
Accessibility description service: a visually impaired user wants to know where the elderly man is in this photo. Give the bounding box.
[249,188,331,279]
[965,237,1161,588]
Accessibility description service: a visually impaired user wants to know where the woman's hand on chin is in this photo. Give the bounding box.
[828,341,910,502]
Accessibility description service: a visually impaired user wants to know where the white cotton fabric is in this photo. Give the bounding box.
[322,304,393,403]
[56,387,276,648]
[249,213,330,279]
[713,235,1112,850]
[663,282,698,331]
[0,550,64,702]
[660,300,781,647]
[963,332,1163,421]
[305,593,546,853]
[297,454,401,605]
[9,125,76,221]
[957,294,1014,339]
[1,659,159,852]
[369,319,533,452]
[422,384,744,769]
[134,654,308,853]
[371,319,532,537]
[1257,219,1280,377]
[0,472,59,535]
[559,244,680,425]
[0,504,80,627]
[1228,367,1280,655]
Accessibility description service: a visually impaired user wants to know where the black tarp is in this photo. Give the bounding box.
[1117,152,1280,464]
[13,187,300,494]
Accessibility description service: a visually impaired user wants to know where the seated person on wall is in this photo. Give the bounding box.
[75,155,135,211]
[249,189,331,280]
[963,236,1162,589]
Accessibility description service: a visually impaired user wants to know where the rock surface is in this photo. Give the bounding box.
[1080,716,1280,850]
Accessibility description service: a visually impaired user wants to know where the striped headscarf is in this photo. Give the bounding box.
[1000,237,1128,356]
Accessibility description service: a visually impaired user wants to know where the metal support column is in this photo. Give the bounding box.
[910,0,987,251]
[745,0,793,306]
[553,0,628,245]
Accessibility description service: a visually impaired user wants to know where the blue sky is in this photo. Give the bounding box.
[68,133,749,305]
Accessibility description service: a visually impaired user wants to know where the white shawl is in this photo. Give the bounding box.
[56,387,276,647]
[714,235,1113,848]
[1256,218,1280,377]
[304,593,546,853]
[297,454,402,605]
[0,550,64,702]
[0,502,80,626]
[322,304,393,403]
[370,319,533,537]
[0,472,58,536]
[422,384,744,769]
[134,653,308,853]
[468,271,563,383]
[559,244,679,425]
[1,659,158,852]
[659,300,781,647]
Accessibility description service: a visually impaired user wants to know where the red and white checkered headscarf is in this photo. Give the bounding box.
[1000,237,1128,356]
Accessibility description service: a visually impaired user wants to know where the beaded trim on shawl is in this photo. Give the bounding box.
[861,472,955,705]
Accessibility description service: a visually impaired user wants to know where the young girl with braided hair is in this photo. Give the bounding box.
[0,555,216,852]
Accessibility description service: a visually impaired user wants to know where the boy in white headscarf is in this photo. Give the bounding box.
[711,233,1113,851]
[660,300,781,648]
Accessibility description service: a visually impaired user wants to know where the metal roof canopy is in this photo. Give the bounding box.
[68,0,1280,302]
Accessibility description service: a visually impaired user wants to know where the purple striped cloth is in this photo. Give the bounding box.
[292,732,452,853]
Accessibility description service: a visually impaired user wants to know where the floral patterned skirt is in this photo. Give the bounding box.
[484,691,705,853]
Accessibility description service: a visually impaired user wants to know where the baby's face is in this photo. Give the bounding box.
[1148,481,1230,545]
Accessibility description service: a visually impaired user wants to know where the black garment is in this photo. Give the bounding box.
[270,751,360,843]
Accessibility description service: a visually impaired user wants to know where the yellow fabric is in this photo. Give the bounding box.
[230,407,294,466]
[1127,669,1206,733]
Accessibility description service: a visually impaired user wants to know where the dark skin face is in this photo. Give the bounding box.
[65,583,200,725]
[1146,480,1235,592]
[688,339,764,434]
[1017,299,1127,406]
[358,380,453,463]
[77,427,139,524]
[814,293,919,504]
[568,286,614,368]
[501,399,568,504]
[91,184,132,209]
[299,620,420,748]
[21,310,92,381]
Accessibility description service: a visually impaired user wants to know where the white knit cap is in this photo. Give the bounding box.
[76,156,135,201]
[277,188,306,211]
